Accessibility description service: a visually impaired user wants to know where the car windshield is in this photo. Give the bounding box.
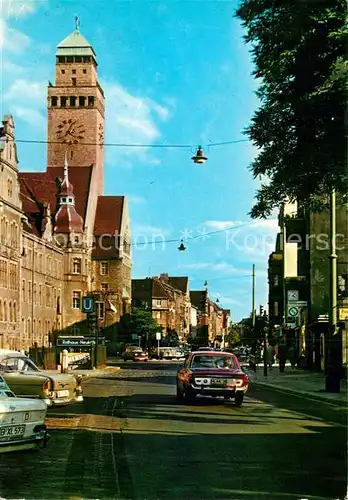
[191,355,236,370]
[0,356,39,372]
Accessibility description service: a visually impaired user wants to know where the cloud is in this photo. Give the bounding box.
[3,79,46,129]
[128,195,147,205]
[0,0,42,53]
[177,262,251,275]
[133,224,170,237]
[204,220,245,231]
[102,81,171,167]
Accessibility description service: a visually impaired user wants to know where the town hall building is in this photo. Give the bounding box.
[0,25,131,350]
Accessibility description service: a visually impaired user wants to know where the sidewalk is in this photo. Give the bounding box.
[246,367,347,406]
[43,365,122,378]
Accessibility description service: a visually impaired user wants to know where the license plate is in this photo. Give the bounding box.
[194,378,211,385]
[57,390,69,398]
[212,379,227,387]
[0,425,25,440]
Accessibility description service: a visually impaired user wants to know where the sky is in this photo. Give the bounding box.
[0,0,279,321]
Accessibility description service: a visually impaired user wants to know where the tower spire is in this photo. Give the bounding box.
[64,151,69,182]
[75,15,80,32]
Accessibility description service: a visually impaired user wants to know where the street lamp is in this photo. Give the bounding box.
[178,239,186,251]
[325,188,340,392]
[191,146,208,164]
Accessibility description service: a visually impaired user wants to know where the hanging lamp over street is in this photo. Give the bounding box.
[192,146,208,164]
[178,239,186,251]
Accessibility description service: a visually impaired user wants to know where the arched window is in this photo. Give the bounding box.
[0,300,3,321]
[27,318,31,337]
[21,317,25,335]
[8,301,12,322]
[3,301,7,322]
[4,219,8,244]
[33,318,36,340]
[13,302,16,323]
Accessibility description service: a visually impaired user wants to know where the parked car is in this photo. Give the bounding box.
[149,347,185,360]
[123,347,148,361]
[0,374,49,453]
[0,349,83,407]
[176,350,249,406]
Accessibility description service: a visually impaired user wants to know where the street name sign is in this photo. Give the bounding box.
[156,332,161,340]
[296,301,308,307]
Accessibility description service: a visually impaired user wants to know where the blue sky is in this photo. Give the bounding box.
[0,0,279,320]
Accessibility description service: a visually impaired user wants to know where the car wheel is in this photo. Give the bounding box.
[185,391,197,405]
[235,393,244,407]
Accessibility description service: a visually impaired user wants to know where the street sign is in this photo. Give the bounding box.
[156,332,161,340]
[339,308,348,321]
[296,301,308,307]
[131,334,138,340]
[288,290,299,302]
[82,296,94,313]
[288,306,299,317]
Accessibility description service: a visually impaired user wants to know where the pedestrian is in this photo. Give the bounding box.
[266,343,274,369]
[288,343,297,371]
[277,342,287,373]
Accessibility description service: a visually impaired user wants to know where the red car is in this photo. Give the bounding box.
[176,351,249,406]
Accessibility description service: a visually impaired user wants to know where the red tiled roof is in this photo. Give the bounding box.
[93,196,124,235]
[19,166,93,234]
[92,196,124,259]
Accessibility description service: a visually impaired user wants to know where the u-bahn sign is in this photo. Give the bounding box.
[81,296,94,313]
[288,306,299,318]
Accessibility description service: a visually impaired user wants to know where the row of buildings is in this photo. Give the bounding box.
[0,27,132,351]
[132,274,231,345]
[267,200,348,372]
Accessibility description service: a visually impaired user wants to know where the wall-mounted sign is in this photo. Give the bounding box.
[339,308,348,321]
[57,337,97,347]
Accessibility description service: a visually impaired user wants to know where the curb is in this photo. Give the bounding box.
[251,379,348,407]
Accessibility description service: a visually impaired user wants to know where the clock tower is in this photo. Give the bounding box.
[47,23,104,195]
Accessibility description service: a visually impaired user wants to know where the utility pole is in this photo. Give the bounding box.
[326,189,340,392]
[252,264,256,328]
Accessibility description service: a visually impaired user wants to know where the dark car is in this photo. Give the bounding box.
[176,351,249,406]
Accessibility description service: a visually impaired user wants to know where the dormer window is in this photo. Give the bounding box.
[61,197,66,203]
[68,197,73,203]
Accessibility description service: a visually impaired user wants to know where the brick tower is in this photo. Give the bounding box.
[47,20,104,196]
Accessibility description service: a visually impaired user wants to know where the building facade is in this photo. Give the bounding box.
[0,26,131,350]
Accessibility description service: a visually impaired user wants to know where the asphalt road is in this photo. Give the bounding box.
[0,361,346,500]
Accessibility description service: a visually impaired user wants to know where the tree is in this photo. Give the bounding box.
[130,308,162,346]
[236,0,347,218]
[225,326,241,347]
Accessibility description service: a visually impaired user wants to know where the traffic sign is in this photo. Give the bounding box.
[288,290,299,302]
[339,308,348,321]
[288,306,299,317]
[296,301,308,307]
[82,296,94,313]
[156,332,161,340]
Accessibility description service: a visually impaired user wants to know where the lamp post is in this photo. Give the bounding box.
[325,189,340,392]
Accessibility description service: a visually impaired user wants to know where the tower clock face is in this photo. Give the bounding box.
[56,119,86,144]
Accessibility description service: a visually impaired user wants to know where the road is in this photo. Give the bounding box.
[0,361,346,500]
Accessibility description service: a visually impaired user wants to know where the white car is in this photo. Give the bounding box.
[0,375,49,453]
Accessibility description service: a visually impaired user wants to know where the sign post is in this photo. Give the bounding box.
[82,297,98,368]
[156,332,161,358]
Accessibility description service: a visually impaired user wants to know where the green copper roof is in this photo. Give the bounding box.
[56,29,96,59]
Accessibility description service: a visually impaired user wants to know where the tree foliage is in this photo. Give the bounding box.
[236,0,347,218]
[130,308,162,339]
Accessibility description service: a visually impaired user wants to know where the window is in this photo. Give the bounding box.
[72,78,77,86]
[22,279,25,302]
[97,302,105,320]
[51,96,58,106]
[33,283,37,305]
[88,96,94,106]
[70,96,76,106]
[274,302,279,316]
[100,262,109,276]
[73,257,82,274]
[67,56,73,63]
[274,275,279,287]
[61,69,65,74]
[101,283,109,292]
[45,285,51,307]
[39,284,42,306]
[72,69,76,74]
[12,302,16,323]
[28,281,32,303]
[7,179,13,198]
[83,69,87,74]
[79,96,85,107]
[9,301,12,323]
[157,299,161,306]
[60,96,67,107]
[72,291,81,309]
[75,56,82,63]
